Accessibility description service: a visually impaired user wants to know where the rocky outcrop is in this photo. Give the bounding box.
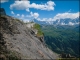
[0,15,59,59]
[0,8,6,15]
[0,32,7,60]
[60,53,76,58]
[26,23,46,46]
[0,15,22,60]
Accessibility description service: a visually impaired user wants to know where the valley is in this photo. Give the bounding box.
[41,25,79,58]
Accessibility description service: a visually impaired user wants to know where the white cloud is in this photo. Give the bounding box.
[19,18,30,23]
[15,0,28,1]
[17,14,20,16]
[30,12,39,19]
[30,1,55,11]
[10,1,30,10]
[21,14,24,17]
[37,12,79,23]
[33,13,39,18]
[37,18,41,21]
[10,1,55,11]
[48,18,53,21]
[11,11,31,23]
[61,22,66,25]
[26,8,30,12]
[35,12,79,25]
[21,0,28,1]
[68,22,74,25]
[61,22,78,26]
[42,18,47,21]
[15,0,19,1]
[37,18,46,21]
[11,11,14,14]
[26,15,31,18]
[15,0,29,1]
[13,12,39,22]
[0,0,8,3]
[53,12,79,21]
[37,18,52,21]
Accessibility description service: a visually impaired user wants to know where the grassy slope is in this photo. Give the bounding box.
[33,23,43,37]
[41,25,79,57]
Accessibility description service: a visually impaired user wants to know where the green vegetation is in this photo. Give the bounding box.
[41,25,79,57]
[33,23,43,37]
[58,58,79,60]
[8,51,21,60]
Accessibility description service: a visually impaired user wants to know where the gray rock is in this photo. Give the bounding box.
[0,15,59,59]
[0,8,6,15]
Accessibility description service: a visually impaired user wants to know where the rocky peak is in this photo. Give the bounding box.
[0,8,6,15]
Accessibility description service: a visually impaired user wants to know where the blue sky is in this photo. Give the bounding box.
[1,0,79,22]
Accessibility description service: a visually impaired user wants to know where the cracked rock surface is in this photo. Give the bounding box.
[0,15,59,59]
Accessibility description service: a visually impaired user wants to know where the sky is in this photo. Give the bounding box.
[1,0,80,22]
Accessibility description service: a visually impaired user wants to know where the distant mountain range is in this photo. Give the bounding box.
[33,17,79,26]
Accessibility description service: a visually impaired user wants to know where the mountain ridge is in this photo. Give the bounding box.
[33,17,79,26]
[0,14,59,59]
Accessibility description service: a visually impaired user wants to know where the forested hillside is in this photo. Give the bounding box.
[41,25,79,57]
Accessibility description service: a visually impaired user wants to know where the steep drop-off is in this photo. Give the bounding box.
[0,15,58,59]
[41,25,79,58]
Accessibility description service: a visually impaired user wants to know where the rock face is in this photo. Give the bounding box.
[0,8,6,15]
[0,15,59,59]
